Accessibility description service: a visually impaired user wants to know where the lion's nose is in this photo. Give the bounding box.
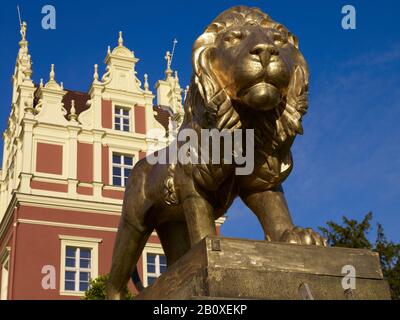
[250,44,279,57]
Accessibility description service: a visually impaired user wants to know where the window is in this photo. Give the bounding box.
[114,106,130,132]
[1,251,10,300]
[112,153,134,187]
[64,246,92,292]
[146,253,167,286]
[59,236,100,296]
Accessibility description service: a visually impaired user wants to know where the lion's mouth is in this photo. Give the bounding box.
[238,82,282,111]
[238,81,278,97]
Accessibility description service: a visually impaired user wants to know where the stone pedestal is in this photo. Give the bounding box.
[135,236,391,300]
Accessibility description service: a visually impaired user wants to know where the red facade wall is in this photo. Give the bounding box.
[9,205,131,300]
[134,105,146,134]
[76,186,93,196]
[30,181,68,193]
[101,99,112,129]
[102,145,109,185]
[77,143,93,183]
[148,234,161,244]
[12,223,117,300]
[18,206,119,227]
[102,189,124,200]
[36,143,63,175]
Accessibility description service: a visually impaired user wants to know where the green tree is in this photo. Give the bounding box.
[83,274,135,300]
[319,212,400,300]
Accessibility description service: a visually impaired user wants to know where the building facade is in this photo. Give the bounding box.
[0,23,223,299]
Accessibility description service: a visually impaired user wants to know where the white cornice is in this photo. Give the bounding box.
[15,192,122,214]
[58,234,103,243]
[18,219,118,232]
[102,88,154,101]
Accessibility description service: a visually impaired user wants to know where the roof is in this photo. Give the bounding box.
[62,90,91,116]
[153,105,171,131]
[33,87,90,119]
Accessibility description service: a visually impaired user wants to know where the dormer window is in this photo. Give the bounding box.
[114,106,130,132]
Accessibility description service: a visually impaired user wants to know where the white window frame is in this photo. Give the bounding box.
[113,105,131,132]
[0,247,11,300]
[59,235,101,297]
[142,243,166,287]
[107,147,140,188]
[111,152,134,187]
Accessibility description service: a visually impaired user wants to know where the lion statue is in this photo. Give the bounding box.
[107,6,327,299]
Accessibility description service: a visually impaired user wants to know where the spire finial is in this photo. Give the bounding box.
[17,6,27,41]
[164,51,173,78]
[170,38,178,65]
[60,82,64,90]
[40,78,44,88]
[107,45,111,54]
[164,39,178,79]
[118,31,123,47]
[71,100,76,115]
[20,21,27,41]
[168,116,173,132]
[49,64,55,81]
[69,100,78,122]
[15,10,33,83]
[93,64,99,81]
[144,73,149,91]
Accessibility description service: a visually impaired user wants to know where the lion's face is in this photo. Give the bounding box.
[207,23,306,111]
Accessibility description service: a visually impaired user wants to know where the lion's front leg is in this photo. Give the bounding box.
[183,195,217,246]
[240,185,294,241]
[240,185,327,246]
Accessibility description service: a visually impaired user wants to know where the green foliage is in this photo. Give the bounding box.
[83,274,134,300]
[319,212,400,300]
[319,212,373,249]
[375,223,400,300]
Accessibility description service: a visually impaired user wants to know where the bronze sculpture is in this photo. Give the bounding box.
[107,6,327,299]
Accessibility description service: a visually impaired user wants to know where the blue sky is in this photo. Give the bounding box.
[0,0,399,242]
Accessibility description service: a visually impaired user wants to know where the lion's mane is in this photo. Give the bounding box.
[181,6,309,154]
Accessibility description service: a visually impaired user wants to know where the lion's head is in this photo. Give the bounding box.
[184,6,309,152]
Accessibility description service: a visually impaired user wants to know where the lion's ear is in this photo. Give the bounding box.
[288,33,299,49]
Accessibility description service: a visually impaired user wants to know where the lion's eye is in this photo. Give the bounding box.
[272,32,288,46]
[224,30,243,45]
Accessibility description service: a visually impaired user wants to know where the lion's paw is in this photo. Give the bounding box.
[279,227,327,246]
